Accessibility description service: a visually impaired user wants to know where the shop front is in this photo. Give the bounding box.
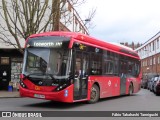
[0,49,23,91]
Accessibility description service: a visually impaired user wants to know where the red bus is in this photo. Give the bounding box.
[20,32,141,103]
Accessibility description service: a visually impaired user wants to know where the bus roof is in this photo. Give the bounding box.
[28,31,140,59]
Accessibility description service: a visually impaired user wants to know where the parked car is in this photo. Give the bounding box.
[147,78,154,90]
[153,76,160,95]
[141,79,148,89]
[141,75,148,89]
[150,76,159,92]
[146,74,159,90]
[148,77,155,91]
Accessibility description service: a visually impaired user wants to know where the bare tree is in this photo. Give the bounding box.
[84,8,96,29]
[0,0,53,53]
[0,0,96,53]
[58,0,96,33]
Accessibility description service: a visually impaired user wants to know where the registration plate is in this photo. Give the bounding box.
[34,94,45,99]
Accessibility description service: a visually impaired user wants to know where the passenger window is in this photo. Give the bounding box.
[104,61,114,74]
[90,53,102,75]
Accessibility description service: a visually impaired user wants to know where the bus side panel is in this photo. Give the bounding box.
[132,77,141,93]
[125,78,131,94]
[111,77,121,97]
[88,76,120,99]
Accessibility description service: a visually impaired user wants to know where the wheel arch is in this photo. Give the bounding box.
[93,82,100,91]
[93,82,101,97]
[129,81,134,93]
[88,82,100,103]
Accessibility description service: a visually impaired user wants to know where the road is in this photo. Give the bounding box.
[0,89,159,111]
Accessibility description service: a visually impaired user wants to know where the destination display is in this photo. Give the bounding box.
[27,36,70,48]
[33,41,63,47]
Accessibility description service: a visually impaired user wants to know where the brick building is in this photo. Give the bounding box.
[135,31,160,75]
[120,42,142,50]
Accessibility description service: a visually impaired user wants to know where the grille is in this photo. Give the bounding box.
[29,77,53,86]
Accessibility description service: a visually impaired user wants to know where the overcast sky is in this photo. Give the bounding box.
[78,0,160,44]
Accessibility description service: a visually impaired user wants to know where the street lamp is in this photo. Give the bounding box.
[83,18,91,26]
[84,18,91,22]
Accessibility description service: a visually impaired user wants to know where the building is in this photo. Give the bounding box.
[0,48,23,90]
[59,0,89,34]
[135,31,160,75]
[120,42,142,50]
[0,1,88,91]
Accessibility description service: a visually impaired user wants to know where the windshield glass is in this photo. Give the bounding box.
[23,48,71,78]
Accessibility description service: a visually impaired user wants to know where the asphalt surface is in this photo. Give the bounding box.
[0,89,160,120]
[0,88,159,111]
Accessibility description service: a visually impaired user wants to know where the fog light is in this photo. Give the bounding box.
[54,84,68,91]
[64,93,68,97]
[56,88,60,91]
[64,90,68,97]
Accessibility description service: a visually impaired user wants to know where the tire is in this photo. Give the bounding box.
[88,84,100,104]
[153,89,155,93]
[155,92,159,96]
[155,89,159,96]
[128,84,133,96]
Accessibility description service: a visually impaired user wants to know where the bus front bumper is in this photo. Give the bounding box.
[19,85,73,103]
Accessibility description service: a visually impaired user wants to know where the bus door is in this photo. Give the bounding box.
[73,51,89,100]
[120,60,127,95]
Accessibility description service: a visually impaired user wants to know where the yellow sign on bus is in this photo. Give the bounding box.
[35,86,41,91]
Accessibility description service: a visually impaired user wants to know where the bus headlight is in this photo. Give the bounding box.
[51,83,59,86]
[54,84,67,91]
[20,80,27,88]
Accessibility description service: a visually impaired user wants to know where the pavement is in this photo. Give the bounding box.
[0,91,20,98]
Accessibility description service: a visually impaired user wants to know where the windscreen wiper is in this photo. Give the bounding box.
[25,73,44,77]
[25,73,57,82]
[45,73,56,80]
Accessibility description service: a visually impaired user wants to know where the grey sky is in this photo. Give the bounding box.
[78,0,160,44]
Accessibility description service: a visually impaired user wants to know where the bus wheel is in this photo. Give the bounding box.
[88,84,100,104]
[128,83,133,95]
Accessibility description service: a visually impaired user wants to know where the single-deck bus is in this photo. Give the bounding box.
[20,32,141,103]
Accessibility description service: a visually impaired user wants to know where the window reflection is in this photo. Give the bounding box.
[24,48,70,76]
